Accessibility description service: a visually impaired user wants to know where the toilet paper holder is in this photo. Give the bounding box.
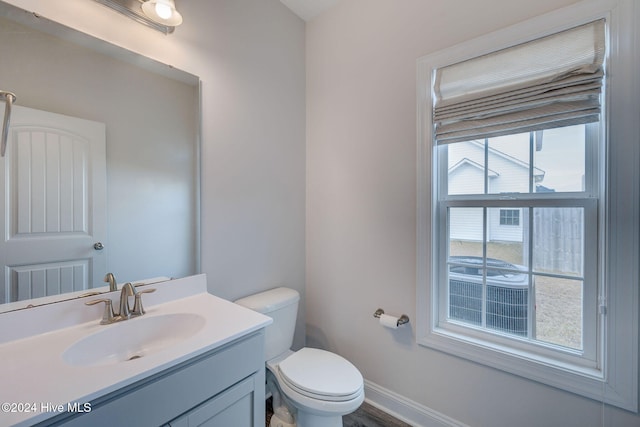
[373,308,409,327]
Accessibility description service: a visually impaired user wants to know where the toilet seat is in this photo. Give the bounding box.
[277,347,363,402]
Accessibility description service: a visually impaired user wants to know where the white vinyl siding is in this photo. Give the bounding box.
[449,207,483,242]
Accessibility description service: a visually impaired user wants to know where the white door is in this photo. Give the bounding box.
[0,105,106,304]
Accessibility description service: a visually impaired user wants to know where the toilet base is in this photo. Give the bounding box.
[296,411,343,427]
[269,413,297,427]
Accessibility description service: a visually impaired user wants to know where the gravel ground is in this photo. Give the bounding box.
[534,276,582,349]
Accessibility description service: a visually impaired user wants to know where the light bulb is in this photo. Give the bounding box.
[141,0,183,26]
[155,2,173,20]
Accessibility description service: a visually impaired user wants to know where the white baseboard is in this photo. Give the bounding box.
[363,380,470,427]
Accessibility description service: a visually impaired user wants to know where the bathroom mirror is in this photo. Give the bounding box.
[0,3,200,312]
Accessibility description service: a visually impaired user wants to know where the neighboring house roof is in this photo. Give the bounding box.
[449,157,499,178]
[468,140,546,182]
[535,184,555,192]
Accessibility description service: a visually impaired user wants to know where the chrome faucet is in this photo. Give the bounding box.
[104,272,117,292]
[86,282,156,325]
[119,282,136,320]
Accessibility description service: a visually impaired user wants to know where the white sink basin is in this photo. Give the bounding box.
[62,313,206,367]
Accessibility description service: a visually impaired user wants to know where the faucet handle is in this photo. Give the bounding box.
[132,288,156,316]
[86,298,116,325]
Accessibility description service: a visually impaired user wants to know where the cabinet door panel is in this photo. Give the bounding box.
[170,377,254,427]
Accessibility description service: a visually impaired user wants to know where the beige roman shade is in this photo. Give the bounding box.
[433,20,606,145]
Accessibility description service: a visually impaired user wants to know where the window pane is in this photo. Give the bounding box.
[447,141,485,195]
[448,261,483,327]
[487,133,530,194]
[448,125,588,196]
[486,272,529,337]
[448,207,484,327]
[534,275,583,350]
[449,207,483,256]
[534,125,586,193]
[533,208,584,277]
[448,207,531,336]
[487,207,527,267]
[448,255,530,336]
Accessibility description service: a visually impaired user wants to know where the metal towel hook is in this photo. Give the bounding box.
[0,90,17,157]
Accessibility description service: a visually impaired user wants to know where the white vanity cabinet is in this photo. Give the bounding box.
[0,275,272,427]
[42,331,265,427]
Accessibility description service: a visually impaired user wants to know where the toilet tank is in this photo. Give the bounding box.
[235,287,300,362]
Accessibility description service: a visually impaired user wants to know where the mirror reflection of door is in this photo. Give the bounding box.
[0,105,106,304]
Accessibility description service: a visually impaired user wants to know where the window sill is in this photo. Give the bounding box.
[418,327,625,407]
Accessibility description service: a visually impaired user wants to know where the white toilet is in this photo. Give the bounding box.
[235,287,364,427]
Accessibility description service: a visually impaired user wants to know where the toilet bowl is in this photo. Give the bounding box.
[235,288,364,427]
[269,348,364,426]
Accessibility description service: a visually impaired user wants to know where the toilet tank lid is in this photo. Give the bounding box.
[235,287,300,314]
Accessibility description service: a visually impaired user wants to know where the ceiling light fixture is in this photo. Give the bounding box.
[93,0,182,34]
[141,0,182,26]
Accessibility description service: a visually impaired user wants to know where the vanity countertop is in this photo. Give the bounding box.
[0,274,272,427]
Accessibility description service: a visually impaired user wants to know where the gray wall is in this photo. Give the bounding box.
[306,0,639,426]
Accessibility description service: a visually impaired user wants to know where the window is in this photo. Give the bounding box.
[417,0,639,411]
[442,124,597,356]
[499,209,520,226]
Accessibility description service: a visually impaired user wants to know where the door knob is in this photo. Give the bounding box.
[93,242,105,250]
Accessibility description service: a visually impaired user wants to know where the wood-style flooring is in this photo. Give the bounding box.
[266,398,412,427]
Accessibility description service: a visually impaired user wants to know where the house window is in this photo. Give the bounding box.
[417,0,639,411]
[442,125,595,352]
[499,209,520,226]
[435,15,604,357]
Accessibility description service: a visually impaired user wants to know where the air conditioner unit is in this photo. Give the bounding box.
[448,256,529,336]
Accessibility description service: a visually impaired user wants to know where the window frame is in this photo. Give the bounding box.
[416,0,639,411]
[498,208,520,226]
